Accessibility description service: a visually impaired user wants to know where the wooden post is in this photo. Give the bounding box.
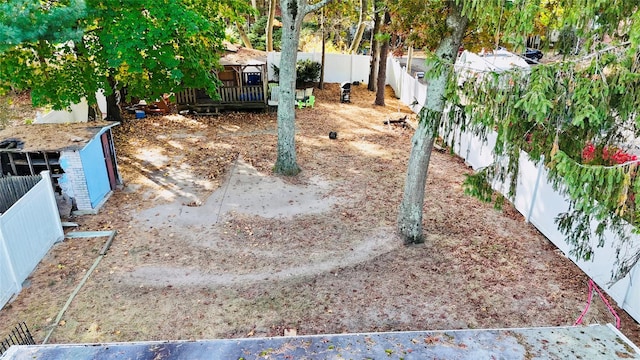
[262,64,268,104]
[7,153,17,175]
[43,153,52,172]
[319,7,325,90]
[25,153,34,175]
[407,46,414,74]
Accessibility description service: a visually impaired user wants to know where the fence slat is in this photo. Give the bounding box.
[0,175,42,213]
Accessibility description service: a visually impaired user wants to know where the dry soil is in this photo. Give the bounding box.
[1,84,639,347]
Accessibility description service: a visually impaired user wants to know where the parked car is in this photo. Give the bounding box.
[523,48,543,64]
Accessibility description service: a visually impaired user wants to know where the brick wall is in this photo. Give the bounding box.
[59,151,92,211]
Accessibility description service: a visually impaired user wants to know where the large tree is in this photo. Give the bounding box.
[367,0,382,92]
[397,0,640,281]
[397,1,467,243]
[347,0,368,54]
[265,0,277,51]
[373,9,391,105]
[0,0,227,121]
[273,0,334,175]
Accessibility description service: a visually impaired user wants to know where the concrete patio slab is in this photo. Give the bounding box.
[2,324,638,359]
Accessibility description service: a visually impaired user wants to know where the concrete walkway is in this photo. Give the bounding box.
[3,325,639,359]
[137,156,338,228]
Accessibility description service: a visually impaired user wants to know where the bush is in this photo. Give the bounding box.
[295,59,321,88]
[271,60,321,88]
[557,26,579,55]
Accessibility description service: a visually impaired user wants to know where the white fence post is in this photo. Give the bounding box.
[40,171,64,240]
[526,155,544,223]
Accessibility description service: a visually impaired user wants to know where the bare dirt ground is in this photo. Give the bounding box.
[1,84,639,347]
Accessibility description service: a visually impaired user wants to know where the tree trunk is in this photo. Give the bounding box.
[319,7,325,90]
[105,77,123,122]
[374,11,391,106]
[406,46,413,74]
[265,0,277,52]
[274,0,333,175]
[367,1,381,92]
[347,0,368,54]
[236,21,253,49]
[397,3,468,244]
[274,0,304,175]
[251,0,259,22]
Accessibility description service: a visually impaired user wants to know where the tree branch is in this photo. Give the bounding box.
[302,0,334,16]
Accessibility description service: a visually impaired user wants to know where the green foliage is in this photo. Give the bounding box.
[248,15,282,51]
[557,26,578,55]
[387,0,453,51]
[96,0,224,99]
[463,170,506,211]
[0,0,86,52]
[295,59,321,87]
[388,0,640,282]
[374,33,391,43]
[248,15,319,51]
[271,59,321,88]
[225,25,241,44]
[315,0,358,52]
[0,0,226,110]
[448,42,640,282]
[463,170,494,204]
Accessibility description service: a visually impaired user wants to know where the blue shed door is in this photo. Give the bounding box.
[80,135,111,208]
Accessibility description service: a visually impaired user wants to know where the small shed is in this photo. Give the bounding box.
[0,121,121,214]
[176,45,269,113]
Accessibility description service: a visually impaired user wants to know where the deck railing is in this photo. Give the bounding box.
[177,86,265,105]
[219,86,264,103]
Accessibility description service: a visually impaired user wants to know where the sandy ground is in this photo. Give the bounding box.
[1,84,639,348]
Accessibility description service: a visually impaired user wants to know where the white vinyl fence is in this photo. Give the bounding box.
[267,52,371,84]
[387,57,640,323]
[0,171,64,308]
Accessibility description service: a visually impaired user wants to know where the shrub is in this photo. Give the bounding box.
[295,59,321,88]
[557,26,579,55]
[271,60,321,88]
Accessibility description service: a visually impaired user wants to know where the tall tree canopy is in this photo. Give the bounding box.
[398,0,640,282]
[0,0,227,120]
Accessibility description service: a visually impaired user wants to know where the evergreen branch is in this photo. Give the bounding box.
[554,150,640,169]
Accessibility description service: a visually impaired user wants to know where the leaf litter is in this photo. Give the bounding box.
[0,84,638,346]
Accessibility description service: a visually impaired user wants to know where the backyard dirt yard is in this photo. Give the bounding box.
[1,84,639,347]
